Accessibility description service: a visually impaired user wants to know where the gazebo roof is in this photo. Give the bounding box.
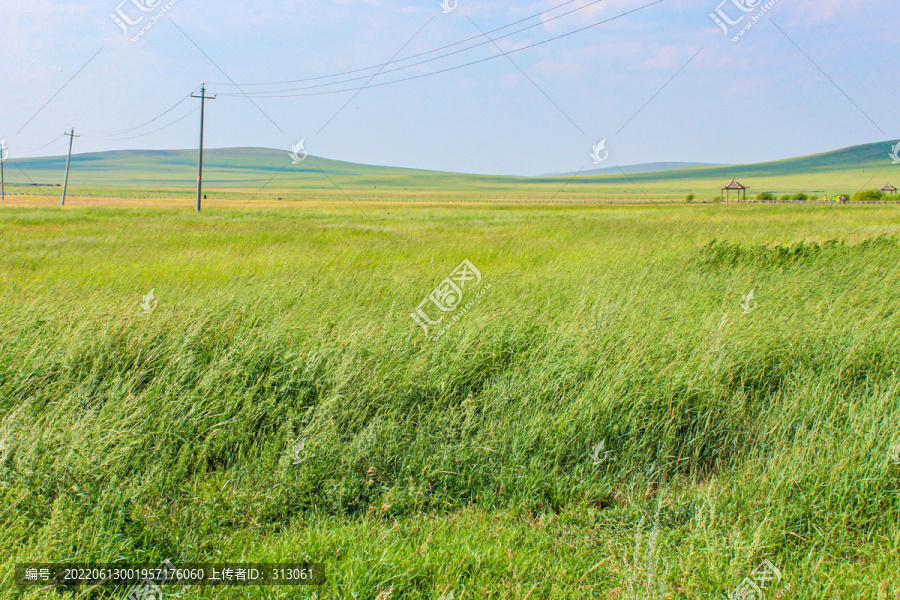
[881,183,897,191]
[721,179,746,190]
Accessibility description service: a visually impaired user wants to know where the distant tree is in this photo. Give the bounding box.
[685,194,695,202]
[792,193,808,201]
[852,189,884,202]
[809,195,819,201]
[713,196,722,202]
[756,192,775,201]
[780,195,791,201]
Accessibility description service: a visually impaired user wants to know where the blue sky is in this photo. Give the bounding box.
[1,0,897,175]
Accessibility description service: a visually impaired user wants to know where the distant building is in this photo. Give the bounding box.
[720,179,747,202]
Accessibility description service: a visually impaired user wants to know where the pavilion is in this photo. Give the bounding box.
[720,179,747,202]
[881,183,897,198]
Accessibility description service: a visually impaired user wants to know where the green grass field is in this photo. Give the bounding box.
[1,200,900,599]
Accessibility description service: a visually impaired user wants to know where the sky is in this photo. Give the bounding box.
[1,0,897,176]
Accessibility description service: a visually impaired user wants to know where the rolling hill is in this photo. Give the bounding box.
[555,162,723,176]
[3,141,898,199]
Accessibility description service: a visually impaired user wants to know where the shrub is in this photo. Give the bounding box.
[713,196,722,202]
[852,189,884,202]
[685,194,695,202]
[792,193,808,201]
[810,195,819,201]
[780,195,791,201]
[756,193,775,201]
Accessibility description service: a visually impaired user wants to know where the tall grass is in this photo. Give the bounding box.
[1,202,899,598]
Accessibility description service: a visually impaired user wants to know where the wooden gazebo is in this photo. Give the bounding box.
[881,183,897,197]
[721,179,747,202]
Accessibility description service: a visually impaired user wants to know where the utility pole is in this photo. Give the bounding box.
[62,128,79,206]
[191,84,216,213]
[0,139,6,202]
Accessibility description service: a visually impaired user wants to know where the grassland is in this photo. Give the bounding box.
[4,140,900,202]
[1,199,900,599]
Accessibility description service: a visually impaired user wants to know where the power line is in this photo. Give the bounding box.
[208,0,585,87]
[77,95,192,136]
[1,104,196,167]
[17,48,104,135]
[11,95,196,157]
[218,0,666,99]
[317,16,435,136]
[13,134,67,153]
[172,19,285,135]
[82,106,200,142]
[213,0,610,96]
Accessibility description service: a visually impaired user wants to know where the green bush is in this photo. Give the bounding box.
[852,189,884,202]
[792,193,808,201]
[810,195,819,201]
[756,193,775,201]
[685,194,695,202]
[780,195,791,201]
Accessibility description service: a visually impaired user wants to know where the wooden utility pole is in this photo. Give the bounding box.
[190,85,216,213]
[0,139,6,202]
[61,128,79,206]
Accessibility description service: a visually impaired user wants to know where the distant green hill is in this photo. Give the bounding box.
[557,162,723,176]
[4,141,898,199]
[4,148,460,187]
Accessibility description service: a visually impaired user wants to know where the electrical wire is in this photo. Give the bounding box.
[212,0,609,95]
[77,95,192,136]
[81,107,200,141]
[208,0,585,87]
[11,134,67,153]
[7,95,197,159]
[218,0,664,99]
